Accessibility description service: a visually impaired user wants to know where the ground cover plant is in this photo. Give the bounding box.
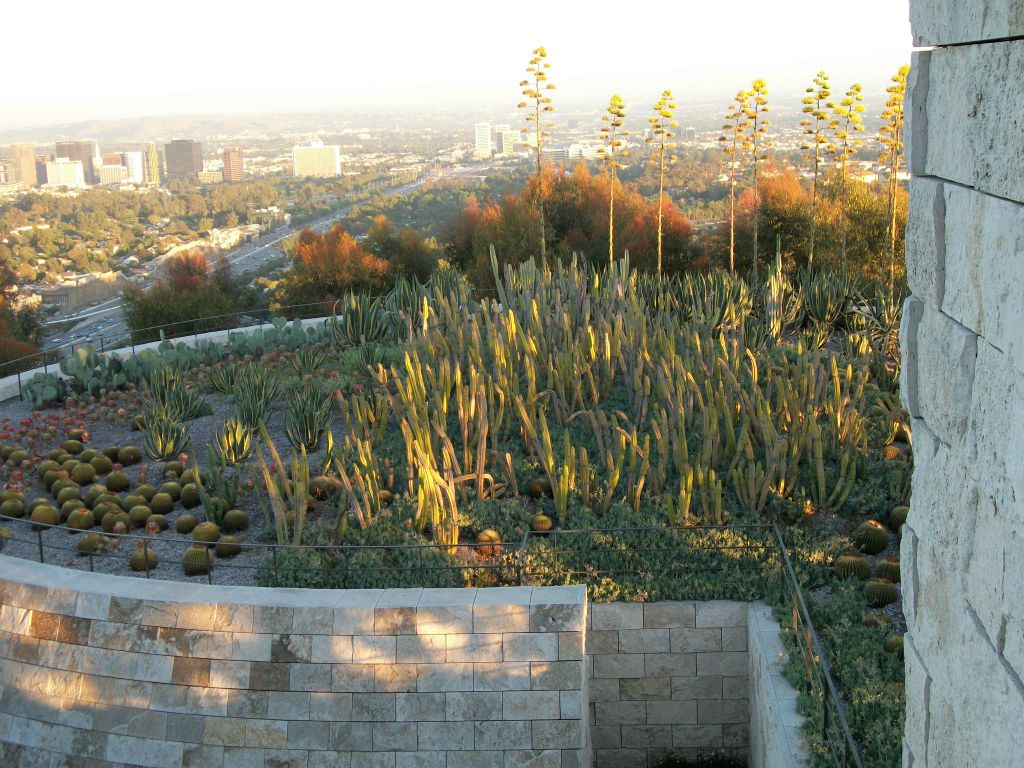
[0,252,910,765]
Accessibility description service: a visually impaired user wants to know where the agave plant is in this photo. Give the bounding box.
[233,367,282,428]
[214,418,255,465]
[283,382,333,452]
[208,364,240,395]
[331,292,392,347]
[143,417,190,461]
[146,368,210,421]
[290,346,327,376]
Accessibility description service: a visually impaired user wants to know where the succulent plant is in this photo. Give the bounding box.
[130,545,158,573]
[68,428,87,442]
[214,535,241,558]
[117,446,142,466]
[56,486,82,506]
[192,522,220,544]
[833,551,870,580]
[527,478,551,498]
[854,520,889,555]
[0,499,25,518]
[214,418,255,466]
[101,510,130,533]
[61,459,81,475]
[79,449,97,463]
[531,513,553,533]
[66,508,95,531]
[83,485,107,508]
[37,460,60,477]
[164,460,185,479]
[95,493,123,510]
[128,505,153,528]
[76,533,105,555]
[159,482,182,501]
[875,556,901,583]
[123,494,147,510]
[149,493,174,515]
[146,514,169,531]
[43,469,67,489]
[881,444,903,461]
[182,545,213,576]
[221,509,249,532]
[884,633,904,657]
[102,446,121,462]
[864,579,901,608]
[888,505,909,533]
[180,469,208,487]
[60,500,85,520]
[30,505,59,530]
[71,463,97,485]
[143,418,190,462]
[175,514,198,534]
[135,484,157,502]
[309,475,341,500]
[62,439,83,455]
[863,611,893,629]
[180,484,201,509]
[476,529,502,557]
[8,449,28,467]
[106,471,130,493]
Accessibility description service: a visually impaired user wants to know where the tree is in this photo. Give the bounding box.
[880,65,910,296]
[800,71,831,270]
[517,46,556,261]
[829,82,866,273]
[720,90,750,273]
[599,94,629,267]
[646,90,679,275]
[745,79,771,279]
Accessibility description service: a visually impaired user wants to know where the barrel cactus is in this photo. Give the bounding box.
[531,513,554,533]
[888,505,909,533]
[66,508,95,531]
[128,505,153,528]
[106,471,130,493]
[215,535,242,558]
[192,522,220,544]
[180,484,201,509]
[117,446,142,466]
[90,455,113,475]
[71,463,96,485]
[833,551,871,580]
[30,505,60,530]
[149,493,174,515]
[175,514,198,534]
[221,509,249,533]
[62,439,83,456]
[884,633,904,657]
[130,545,158,573]
[875,556,901,583]
[146,514,169,531]
[0,499,24,518]
[159,482,182,502]
[476,529,502,557]
[862,611,893,629]
[864,579,901,608]
[182,545,213,576]
[76,533,105,555]
[854,520,889,555]
[101,511,131,533]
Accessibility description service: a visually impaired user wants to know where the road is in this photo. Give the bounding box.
[41,165,486,352]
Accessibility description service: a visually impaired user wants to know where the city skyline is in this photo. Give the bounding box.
[4,0,912,131]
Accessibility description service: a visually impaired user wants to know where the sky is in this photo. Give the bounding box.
[3,0,913,130]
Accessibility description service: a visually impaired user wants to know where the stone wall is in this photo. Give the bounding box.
[0,557,588,768]
[901,4,1024,766]
[586,600,750,767]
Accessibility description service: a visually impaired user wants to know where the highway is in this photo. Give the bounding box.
[40,166,484,352]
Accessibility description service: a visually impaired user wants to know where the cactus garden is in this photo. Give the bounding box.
[0,254,910,766]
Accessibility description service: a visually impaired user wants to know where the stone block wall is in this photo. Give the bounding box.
[586,600,750,767]
[901,4,1024,766]
[0,557,588,768]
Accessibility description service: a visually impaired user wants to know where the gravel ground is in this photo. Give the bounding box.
[0,387,340,586]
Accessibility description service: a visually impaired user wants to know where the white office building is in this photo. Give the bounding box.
[474,123,492,158]
[499,129,521,155]
[292,140,341,177]
[122,151,145,184]
[44,158,87,188]
[97,165,129,185]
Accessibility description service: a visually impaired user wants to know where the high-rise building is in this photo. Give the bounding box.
[44,158,87,188]
[55,140,98,183]
[498,130,520,156]
[101,152,123,166]
[8,144,38,186]
[97,165,129,185]
[122,151,144,184]
[0,160,16,185]
[164,139,203,179]
[474,123,492,158]
[292,141,341,177]
[144,143,162,184]
[222,147,244,182]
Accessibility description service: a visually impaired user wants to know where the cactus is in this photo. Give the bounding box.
[21,372,67,409]
[66,508,95,531]
[117,446,143,466]
[143,418,190,462]
[160,482,182,501]
[214,536,242,558]
[62,439,83,455]
[101,446,121,462]
[182,545,213,576]
[149,493,174,515]
[854,520,889,555]
[0,499,25,518]
[76,533,105,555]
[180,484,201,509]
[60,500,85,520]
[192,522,220,543]
[70,463,96,485]
[56,486,82,505]
[123,494,147,510]
[89,455,113,475]
[175,514,199,534]
[875,556,901,583]
[101,511,130,533]
[476,529,502,557]
[146,514,169,531]
[863,611,893,629]
[128,505,152,528]
[130,544,158,573]
[164,460,185,478]
[134,484,157,502]
[833,552,871,580]
[531,513,553,532]
[106,471,130,492]
[884,633,904,657]
[221,509,249,532]
[864,578,901,608]
[309,476,341,500]
[888,505,909,533]
[83,485,107,508]
[30,505,59,530]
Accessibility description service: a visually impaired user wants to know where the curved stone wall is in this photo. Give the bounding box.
[0,556,587,768]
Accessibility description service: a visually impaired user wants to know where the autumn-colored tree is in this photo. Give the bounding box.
[277,224,390,309]
[646,90,679,275]
[745,79,771,279]
[800,71,831,270]
[599,94,629,266]
[829,82,866,272]
[365,214,439,282]
[880,64,910,295]
[720,90,750,273]
[517,46,556,261]
[166,249,209,291]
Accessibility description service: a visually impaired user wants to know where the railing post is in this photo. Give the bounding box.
[16,371,22,400]
[143,539,150,578]
[36,529,44,563]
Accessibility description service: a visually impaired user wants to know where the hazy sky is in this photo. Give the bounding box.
[4,0,913,130]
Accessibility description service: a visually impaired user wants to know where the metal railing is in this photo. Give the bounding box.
[0,514,862,765]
